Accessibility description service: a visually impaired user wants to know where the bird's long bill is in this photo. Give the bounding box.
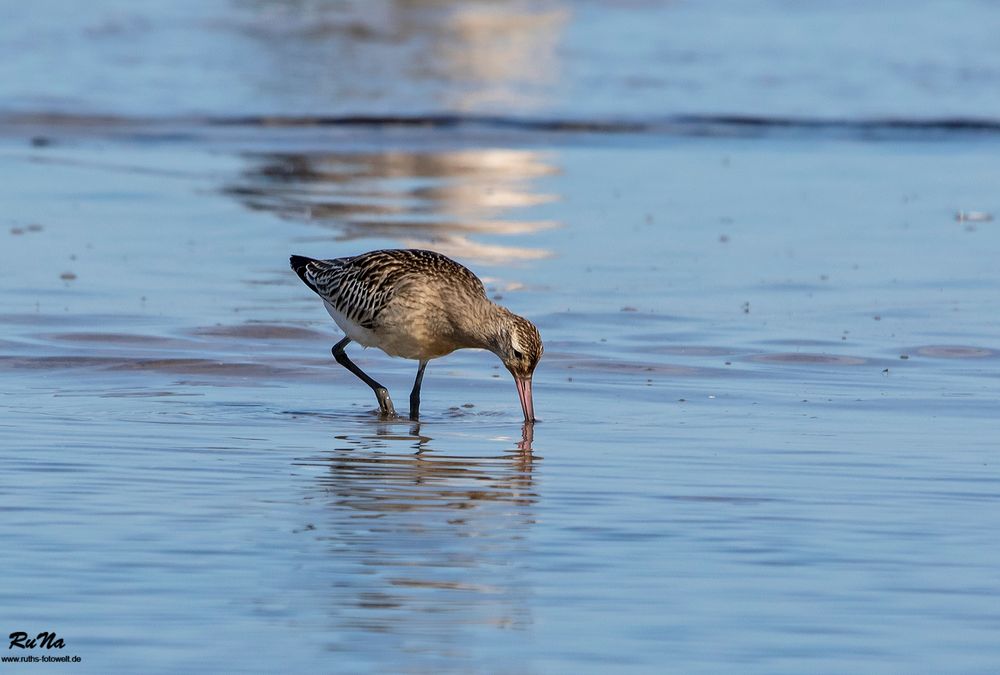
[514,376,535,422]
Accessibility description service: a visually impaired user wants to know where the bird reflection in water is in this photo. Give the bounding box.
[310,421,536,507]
[295,422,537,658]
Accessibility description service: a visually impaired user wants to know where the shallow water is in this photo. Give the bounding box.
[4,2,1000,673]
[3,120,1000,672]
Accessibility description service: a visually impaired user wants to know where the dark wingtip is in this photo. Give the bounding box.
[289,255,317,290]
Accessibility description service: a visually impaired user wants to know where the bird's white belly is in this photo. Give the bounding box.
[324,299,447,360]
[324,300,381,349]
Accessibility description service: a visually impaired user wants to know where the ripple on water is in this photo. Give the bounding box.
[913,345,999,359]
[192,323,327,340]
[758,338,847,348]
[559,357,704,377]
[748,352,868,366]
[0,354,293,378]
[44,332,175,345]
[627,344,739,357]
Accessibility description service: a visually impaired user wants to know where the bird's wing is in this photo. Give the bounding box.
[290,250,485,330]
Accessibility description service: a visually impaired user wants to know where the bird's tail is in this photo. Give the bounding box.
[289,255,319,293]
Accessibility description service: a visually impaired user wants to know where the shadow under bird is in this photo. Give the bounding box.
[290,249,543,421]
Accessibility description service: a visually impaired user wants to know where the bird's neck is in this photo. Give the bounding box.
[452,299,509,354]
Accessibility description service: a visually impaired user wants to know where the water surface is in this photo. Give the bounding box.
[3,1,1000,672]
[3,121,999,672]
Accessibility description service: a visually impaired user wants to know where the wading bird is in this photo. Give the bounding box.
[290,249,542,421]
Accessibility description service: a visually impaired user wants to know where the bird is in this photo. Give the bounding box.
[290,249,543,422]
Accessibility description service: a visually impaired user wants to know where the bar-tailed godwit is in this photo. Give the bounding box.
[290,249,542,421]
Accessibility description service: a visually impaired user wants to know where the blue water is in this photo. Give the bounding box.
[4,0,1000,120]
[3,2,1000,673]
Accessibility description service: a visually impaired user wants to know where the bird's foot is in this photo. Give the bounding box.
[374,387,396,417]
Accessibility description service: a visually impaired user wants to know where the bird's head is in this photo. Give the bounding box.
[488,312,543,422]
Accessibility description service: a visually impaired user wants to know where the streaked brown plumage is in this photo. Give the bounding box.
[290,249,542,421]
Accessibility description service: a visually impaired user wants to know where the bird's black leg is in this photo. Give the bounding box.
[409,360,428,420]
[331,337,396,416]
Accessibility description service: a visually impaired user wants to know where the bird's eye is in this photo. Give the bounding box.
[512,349,524,360]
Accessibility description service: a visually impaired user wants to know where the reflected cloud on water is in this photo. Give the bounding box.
[225,148,560,264]
[230,1,569,113]
[293,422,537,656]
